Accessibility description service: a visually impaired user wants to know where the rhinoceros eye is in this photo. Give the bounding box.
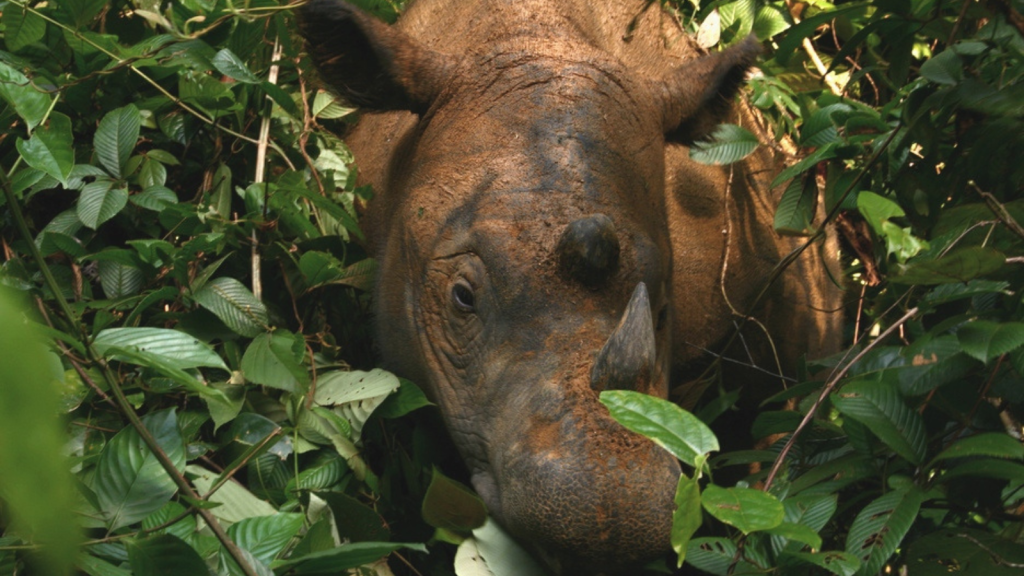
[452,281,475,312]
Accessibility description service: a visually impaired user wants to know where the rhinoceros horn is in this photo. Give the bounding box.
[591,282,656,392]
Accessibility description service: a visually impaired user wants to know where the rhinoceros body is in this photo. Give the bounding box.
[300,0,842,572]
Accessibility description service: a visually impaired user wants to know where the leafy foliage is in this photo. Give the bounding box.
[0,0,1021,575]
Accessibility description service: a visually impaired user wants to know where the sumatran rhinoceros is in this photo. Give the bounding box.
[299,0,842,572]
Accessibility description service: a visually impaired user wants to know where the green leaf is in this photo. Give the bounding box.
[957,321,1024,363]
[689,124,760,165]
[600,390,719,467]
[701,486,783,535]
[0,295,80,576]
[773,174,818,236]
[4,5,47,52]
[880,221,929,262]
[891,247,1006,285]
[906,528,1024,576]
[95,105,142,179]
[939,458,1024,482]
[685,537,763,575]
[770,143,839,189]
[671,473,702,567]
[315,369,401,442]
[193,277,268,337]
[188,465,278,522]
[77,181,128,230]
[131,186,178,211]
[856,191,904,236]
[765,522,822,550]
[831,379,927,465]
[0,60,51,130]
[920,50,963,86]
[781,551,861,576]
[212,49,261,84]
[422,468,488,534]
[923,280,1011,305]
[931,433,1024,465]
[97,260,144,298]
[126,535,208,576]
[94,409,185,531]
[241,330,309,393]
[270,542,428,574]
[752,4,789,41]
[317,491,390,543]
[227,514,304,566]
[94,328,228,371]
[375,378,433,418]
[469,519,548,576]
[844,487,925,576]
[100,345,231,404]
[16,113,74,185]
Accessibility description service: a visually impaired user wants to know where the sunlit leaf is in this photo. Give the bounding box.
[701,485,784,534]
[672,472,702,567]
[95,328,228,371]
[193,277,268,337]
[689,124,760,165]
[600,390,719,467]
[0,60,51,129]
[17,113,74,185]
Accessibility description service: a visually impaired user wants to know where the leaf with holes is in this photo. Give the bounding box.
[600,390,719,468]
[831,379,927,465]
[689,124,760,165]
[193,277,268,337]
[315,369,400,443]
[93,409,185,531]
[95,105,142,178]
[844,487,925,576]
[95,328,227,371]
[685,537,763,575]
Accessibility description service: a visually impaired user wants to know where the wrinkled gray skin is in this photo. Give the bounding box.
[300,1,842,573]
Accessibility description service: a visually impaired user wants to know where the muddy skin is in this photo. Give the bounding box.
[300,1,843,573]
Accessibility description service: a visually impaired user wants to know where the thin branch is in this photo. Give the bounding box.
[764,306,920,490]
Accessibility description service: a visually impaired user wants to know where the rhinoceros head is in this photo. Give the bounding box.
[301,1,758,572]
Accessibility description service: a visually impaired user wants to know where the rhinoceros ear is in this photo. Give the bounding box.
[660,35,761,141]
[299,0,455,113]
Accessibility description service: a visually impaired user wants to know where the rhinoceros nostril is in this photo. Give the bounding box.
[555,213,620,287]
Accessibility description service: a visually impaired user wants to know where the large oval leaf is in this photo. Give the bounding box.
[227,514,304,566]
[844,487,925,576]
[0,60,51,130]
[126,534,207,576]
[95,105,142,178]
[701,485,784,535]
[193,277,268,337]
[77,180,128,230]
[599,390,719,467]
[94,327,228,371]
[831,379,927,465]
[16,113,74,185]
[93,409,185,531]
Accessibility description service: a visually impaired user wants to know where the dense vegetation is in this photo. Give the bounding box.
[0,0,1021,575]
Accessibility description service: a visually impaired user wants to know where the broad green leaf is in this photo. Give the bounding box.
[126,534,207,576]
[781,551,861,576]
[772,494,837,555]
[77,554,133,576]
[193,277,268,337]
[375,378,433,418]
[95,105,142,178]
[140,502,195,541]
[701,485,784,535]
[773,174,818,236]
[931,433,1024,465]
[17,113,74,185]
[672,473,702,567]
[689,124,760,165]
[131,186,178,211]
[939,458,1024,482]
[765,522,822,550]
[227,514,304,566]
[312,91,355,119]
[100,345,230,404]
[920,50,963,85]
[422,468,487,534]
[317,491,390,543]
[188,465,277,522]
[600,390,719,467]
[0,295,80,576]
[94,409,185,531]
[470,519,548,576]
[897,336,977,396]
[906,528,1024,576]
[286,457,346,493]
[891,246,1006,285]
[801,103,853,147]
[831,379,927,465]
[957,321,1024,363]
[845,487,925,576]
[856,191,904,236]
[77,181,128,230]
[315,369,400,442]
[685,537,763,575]
[212,49,261,84]
[923,280,1010,305]
[95,328,228,371]
[241,331,309,393]
[880,221,929,262]
[752,4,789,40]
[4,5,47,52]
[0,60,51,129]
[770,143,839,189]
[97,260,144,298]
[270,542,429,574]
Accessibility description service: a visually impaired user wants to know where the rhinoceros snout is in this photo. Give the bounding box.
[591,282,657,393]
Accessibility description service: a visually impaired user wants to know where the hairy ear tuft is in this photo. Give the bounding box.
[299,0,455,113]
[659,35,761,142]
